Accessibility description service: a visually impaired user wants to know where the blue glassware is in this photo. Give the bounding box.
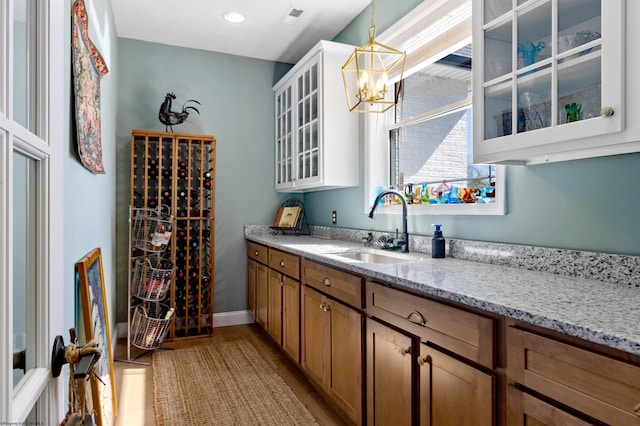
[518,40,546,67]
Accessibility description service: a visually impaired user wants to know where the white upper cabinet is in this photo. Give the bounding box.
[273,40,359,192]
[473,0,640,164]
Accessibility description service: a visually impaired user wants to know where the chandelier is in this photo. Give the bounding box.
[341,0,406,113]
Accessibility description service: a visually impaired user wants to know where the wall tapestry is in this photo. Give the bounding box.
[72,0,109,174]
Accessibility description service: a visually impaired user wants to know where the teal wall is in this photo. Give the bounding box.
[303,0,640,257]
[115,39,289,321]
[63,0,119,343]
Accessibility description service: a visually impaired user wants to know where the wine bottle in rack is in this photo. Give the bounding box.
[147,198,158,209]
[147,158,159,179]
[162,168,172,179]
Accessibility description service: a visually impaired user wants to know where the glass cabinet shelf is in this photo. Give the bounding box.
[473,0,628,165]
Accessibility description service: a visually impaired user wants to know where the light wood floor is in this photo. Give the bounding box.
[113,323,348,425]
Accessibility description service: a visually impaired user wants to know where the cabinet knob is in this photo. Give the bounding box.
[600,106,615,118]
[322,277,331,286]
[399,346,411,356]
[254,251,259,256]
[634,402,640,416]
[279,260,285,267]
[319,302,331,312]
[416,355,431,366]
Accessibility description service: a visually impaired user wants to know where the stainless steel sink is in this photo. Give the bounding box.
[338,251,410,264]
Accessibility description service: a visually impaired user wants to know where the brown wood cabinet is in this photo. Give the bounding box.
[302,285,363,425]
[365,281,494,369]
[366,317,414,426]
[366,282,495,425]
[418,342,494,425]
[247,241,269,324]
[267,267,300,362]
[246,242,640,426]
[507,326,640,425]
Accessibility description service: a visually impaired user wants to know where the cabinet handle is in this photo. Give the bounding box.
[322,277,331,286]
[634,402,640,416]
[600,106,615,118]
[416,355,431,366]
[399,346,411,356]
[407,311,426,326]
[319,302,331,312]
[279,260,285,267]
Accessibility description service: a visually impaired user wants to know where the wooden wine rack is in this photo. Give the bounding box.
[130,130,216,339]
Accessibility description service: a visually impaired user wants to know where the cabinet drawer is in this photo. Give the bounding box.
[507,326,640,425]
[366,281,494,369]
[507,385,592,426]
[269,248,300,280]
[246,241,268,264]
[302,259,362,309]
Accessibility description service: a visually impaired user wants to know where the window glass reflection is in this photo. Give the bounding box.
[13,0,38,133]
[13,151,37,388]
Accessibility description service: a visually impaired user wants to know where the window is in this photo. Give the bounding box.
[364,0,505,215]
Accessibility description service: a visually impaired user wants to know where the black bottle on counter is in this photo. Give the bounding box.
[432,224,445,258]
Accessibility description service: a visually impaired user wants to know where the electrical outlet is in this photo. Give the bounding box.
[332,210,337,224]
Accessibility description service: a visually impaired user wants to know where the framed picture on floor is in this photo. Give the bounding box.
[77,247,117,426]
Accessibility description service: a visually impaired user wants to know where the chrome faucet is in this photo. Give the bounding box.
[369,190,409,253]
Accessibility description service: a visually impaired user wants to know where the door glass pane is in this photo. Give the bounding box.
[13,0,38,133]
[13,151,38,388]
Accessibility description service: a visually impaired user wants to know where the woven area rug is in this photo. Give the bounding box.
[153,340,318,425]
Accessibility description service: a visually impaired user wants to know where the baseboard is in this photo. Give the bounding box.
[115,310,253,342]
[212,310,254,328]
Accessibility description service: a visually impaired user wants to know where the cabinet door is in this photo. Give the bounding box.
[246,258,256,319]
[301,286,330,387]
[328,298,363,426]
[267,269,283,343]
[294,55,321,186]
[275,83,294,190]
[255,262,268,329]
[366,318,413,426]
[418,343,494,426]
[282,276,300,363]
[474,0,625,163]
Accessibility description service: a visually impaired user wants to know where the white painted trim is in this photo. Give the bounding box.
[212,311,254,328]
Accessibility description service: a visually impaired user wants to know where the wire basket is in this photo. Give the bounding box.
[132,206,174,252]
[131,256,174,301]
[131,303,174,350]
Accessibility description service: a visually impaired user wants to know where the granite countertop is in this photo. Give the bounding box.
[245,231,640,356]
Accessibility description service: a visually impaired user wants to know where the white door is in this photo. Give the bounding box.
[1,0,65,423]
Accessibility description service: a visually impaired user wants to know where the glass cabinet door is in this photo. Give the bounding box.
[295,59,320,183]
[479,0,620,145]
[275,85,293,187]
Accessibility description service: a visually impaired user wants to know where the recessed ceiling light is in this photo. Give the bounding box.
[224,11,246,24]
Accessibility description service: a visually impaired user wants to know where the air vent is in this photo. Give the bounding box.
[283,8,304,24]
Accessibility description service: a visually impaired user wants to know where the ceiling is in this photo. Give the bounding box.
[110,0,371,64]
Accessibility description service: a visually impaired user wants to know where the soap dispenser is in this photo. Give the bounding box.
[432,224,445,258]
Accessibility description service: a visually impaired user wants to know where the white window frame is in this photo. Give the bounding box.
[363,0,505,216]
[0,0,65,423]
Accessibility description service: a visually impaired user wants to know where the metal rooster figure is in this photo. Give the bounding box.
[158,92,200,132]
